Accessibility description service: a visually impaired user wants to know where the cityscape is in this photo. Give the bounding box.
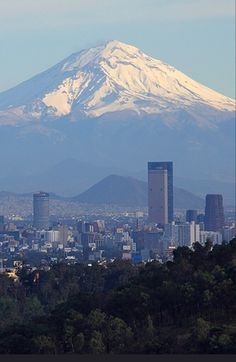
[0,161,235,280]
[0,0,235,356]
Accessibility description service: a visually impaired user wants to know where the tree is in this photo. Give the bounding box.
[89,331,105,354]
[188,318,211,352]
[106,316,133,353]
[33,335,56,354]
[74,333,85,353]
[87,309,107,331]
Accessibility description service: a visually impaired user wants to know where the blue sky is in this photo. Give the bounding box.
[0,0,235,98]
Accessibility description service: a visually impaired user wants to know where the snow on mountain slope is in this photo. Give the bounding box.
[0,40,234,126]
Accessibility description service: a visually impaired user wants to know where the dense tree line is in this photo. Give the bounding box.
[0,238,235,354]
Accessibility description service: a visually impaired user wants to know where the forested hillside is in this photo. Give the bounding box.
[0,238,235,354]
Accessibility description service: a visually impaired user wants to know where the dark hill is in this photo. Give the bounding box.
[75,174,204,209]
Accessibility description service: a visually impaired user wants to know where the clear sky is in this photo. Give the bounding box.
[0,0,235,98]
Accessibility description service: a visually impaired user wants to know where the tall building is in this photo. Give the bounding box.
[222,224,236,242]
[200,230,222,245]
[163,222,179,243]
[143,231,164,253]
[186,209,197,223]
[148,167,168,225]
[204,194,224,232]
[33,192,50,230]
[177,222,200,247]
[148,162,173,223]
[197,213,205,223]
[0,216,4,232]
[164,221,200,247]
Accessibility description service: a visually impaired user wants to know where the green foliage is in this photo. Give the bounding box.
[106,316,133,353]
[73,332,85,353]
[0,238,235,354]
[89,331,105,354]
[33,335,56,354]
[0,297,21,329]
[194,318,210,343]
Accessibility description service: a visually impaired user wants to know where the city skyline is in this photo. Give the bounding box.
[0,0,235,356]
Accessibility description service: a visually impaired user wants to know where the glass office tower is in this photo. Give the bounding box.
[33,192,50,230]
[186,209,198,223]
[148,162,173,223]
[205,194,224,232]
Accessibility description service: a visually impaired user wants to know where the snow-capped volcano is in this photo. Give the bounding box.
[0,40,235,193]
[0,40,234,126]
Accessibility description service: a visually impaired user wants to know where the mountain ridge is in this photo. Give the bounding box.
[0,40,234,126]
[0,174,205,210]
[75,174,205,209]
[0,40,234,192]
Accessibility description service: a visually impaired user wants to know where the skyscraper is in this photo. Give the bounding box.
[0,216,4,224]
[33,192,50,230]
[177,222,200,247]
[204,194,224,232]
[186,209,197,223]
[0,215,4,232]
[148,162,173,223]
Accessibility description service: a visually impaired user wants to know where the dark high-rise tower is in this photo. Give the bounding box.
[186,209,197,223]
[33,192,50,230]
[148,162,173,223]
[0,215,4,232]
[204,194,224,232]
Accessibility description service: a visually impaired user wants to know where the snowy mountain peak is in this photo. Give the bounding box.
[0,40,235,126]
[61,40,142,71]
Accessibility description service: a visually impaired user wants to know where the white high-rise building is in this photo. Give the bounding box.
[164,221,200,247]
[36,230,60,243]
[200,230,222,245]
[177,222,200,247]
[222,224,235,242]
